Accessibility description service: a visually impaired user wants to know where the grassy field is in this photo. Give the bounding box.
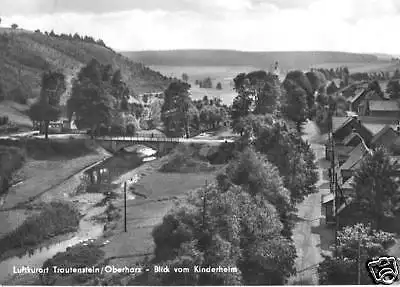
[101,168,219,266]
[0,101,32,130]
[150,65,258,105]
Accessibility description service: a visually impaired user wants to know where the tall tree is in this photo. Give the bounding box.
[393,69,400,80]
[284,70,314,110]
[367,80,383,98]
[352,147,400,230]
[28,71,66,139]
[281,79,309,132]
[305,71,327,95]
[386,80,400,100]
[68,78,113,138]
[182,73,189,82]
[216,82,222,90]
[161,81,194,137]
[318,223,395,285]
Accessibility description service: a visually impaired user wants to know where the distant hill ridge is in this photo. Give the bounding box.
[121,49,386,70]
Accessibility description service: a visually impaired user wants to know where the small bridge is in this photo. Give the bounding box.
[95,135,234,153]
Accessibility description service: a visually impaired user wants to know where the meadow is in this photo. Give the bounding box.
[150,65,260,105]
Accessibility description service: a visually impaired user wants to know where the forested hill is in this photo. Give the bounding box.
[122,49,385,70]
[0,28,172,103]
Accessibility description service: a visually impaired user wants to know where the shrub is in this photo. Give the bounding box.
[0,116,9,126]
[41,243,105,284]
[8,87,28,104]
[0,201,80,255]
[126,123,136,135]
[159,144,215,173]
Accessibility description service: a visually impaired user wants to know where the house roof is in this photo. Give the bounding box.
[347,90,366,103]
[339,143,368,171]
[358,116,399,125]
[343,133,359,146]
[369,100,400,112]
[337,198,354,215]
[332,116,354,133]
[342,176,355,190]
[322,193,335,204]
[362,122,397,136]
[335,145,356,157]
[371,125,396,145]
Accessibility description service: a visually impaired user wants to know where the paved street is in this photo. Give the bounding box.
[289,120,335,285]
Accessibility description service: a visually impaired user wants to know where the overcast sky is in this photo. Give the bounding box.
[1,0,399,54]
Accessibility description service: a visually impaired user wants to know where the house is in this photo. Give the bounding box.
[332,116,373,145]
[370,125,399,150]
[338,125,400,182]
[321,193,335,224]
[337,143,369,184]
[349,90,384,115]
[358,116,399,137]
[366,100,400,118]
[326,116,372,160]
[341,176,355,197]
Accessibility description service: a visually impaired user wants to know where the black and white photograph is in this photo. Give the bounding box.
[1,0,400,285]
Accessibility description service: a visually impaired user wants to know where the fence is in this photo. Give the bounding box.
[96,135,183,143]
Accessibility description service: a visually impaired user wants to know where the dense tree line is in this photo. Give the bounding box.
[34,29,112,51]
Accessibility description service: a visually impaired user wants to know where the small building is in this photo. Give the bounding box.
[331,116,373,145]
[338,143,369,184]
[366,100,400,118]
[341,176,355,197]
[348,90,383,115]
[370,125,399,150]
[321,193,335,224]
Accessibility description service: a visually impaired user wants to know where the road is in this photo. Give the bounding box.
[288,120,334,285]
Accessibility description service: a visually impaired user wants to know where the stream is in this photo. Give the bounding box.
[0,145,157,284]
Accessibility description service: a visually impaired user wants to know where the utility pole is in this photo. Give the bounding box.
[330,125,338,255]
[202,180,208,229]
[124,181,127,232]
[357,232,361,285]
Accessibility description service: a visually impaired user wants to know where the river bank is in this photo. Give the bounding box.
[0,144,165,284]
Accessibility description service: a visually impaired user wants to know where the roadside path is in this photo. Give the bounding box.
[289,120,334,285]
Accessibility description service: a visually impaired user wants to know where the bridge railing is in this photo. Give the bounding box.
[96,135,184,143]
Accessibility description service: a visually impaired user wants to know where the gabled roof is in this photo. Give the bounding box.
[369,100,400,112]
[347,90,366,103]
[363,123,388,136]
[371,125,396,144]
[343,133,359,146]
[332,116,356,134]
[358,116,399,124]
[342,176,355,190]
[339,143,368,171]
[322,193,335,204]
